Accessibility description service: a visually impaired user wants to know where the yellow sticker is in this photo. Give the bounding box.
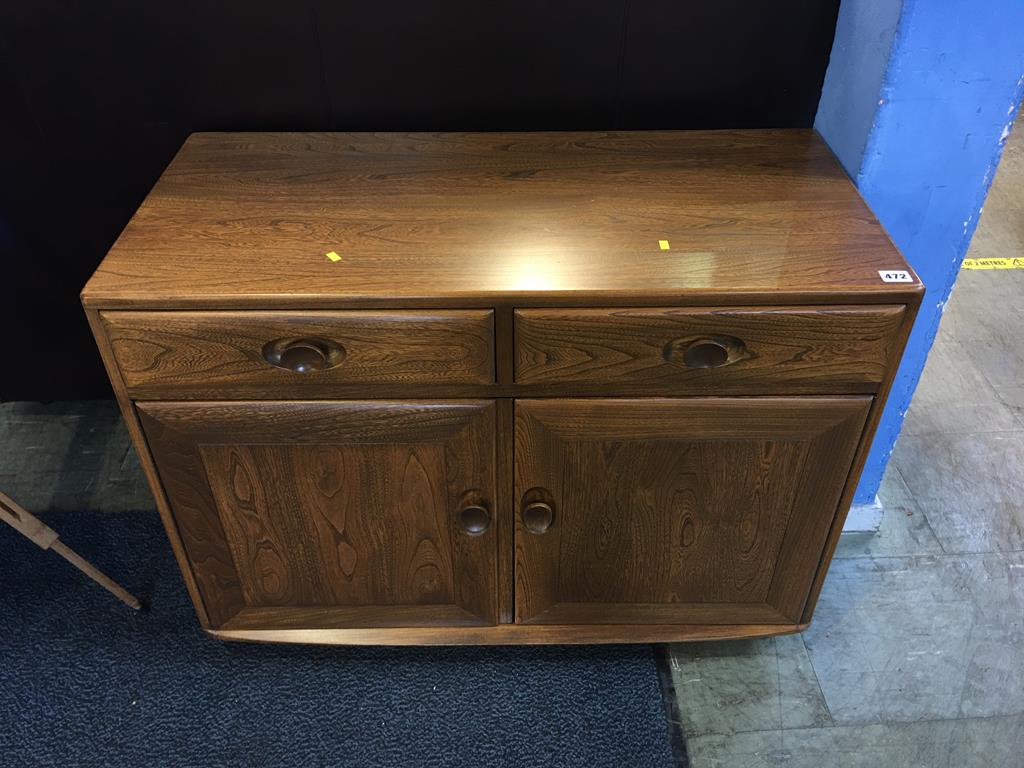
[658,240,670,250]
[961,257,1024,269]
[325,251,342,262]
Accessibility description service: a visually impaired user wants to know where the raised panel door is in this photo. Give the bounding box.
[138,400,498,630]
[514,397,870,625]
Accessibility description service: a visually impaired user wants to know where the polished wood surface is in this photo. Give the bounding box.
[138,400,498,628]
[515,306,905,392]
[81,130,920,309]
[103,310,494,397]
[514,398,869,624]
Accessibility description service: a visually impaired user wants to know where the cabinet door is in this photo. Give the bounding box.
[138,401,497,630]
[514,397,870,625]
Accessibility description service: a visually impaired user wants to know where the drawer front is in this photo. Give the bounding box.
[514,306,905,392]
[103,310,494,397]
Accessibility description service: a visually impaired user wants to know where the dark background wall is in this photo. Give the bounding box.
[0,1,840,400]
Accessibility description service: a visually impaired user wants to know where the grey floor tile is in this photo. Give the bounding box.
[903,337,1002,407]
[835,466,943,558]
[993,384,1024,428]
[899,336,1020,438]
[778,720,955,768]
[901,397,1022,437]
[963,332,1024,395]
[892,432,1024,553]
[688,716,1024,768]
[897,332,1021,445]
[668,634,831,738]
[0,400,152,513]
[803,552,1024,725]
[944,713,1024,767]
[669,638,782,737]
[778,715,1024,768]
[950,556,1024,719]
[776,634,833,730]
[687,729,784,767]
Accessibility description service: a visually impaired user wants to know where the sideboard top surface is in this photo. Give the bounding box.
[83,130,921,308]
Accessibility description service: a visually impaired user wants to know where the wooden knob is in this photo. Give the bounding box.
[522,501,554,534]
[262,338,345,373]
[278,342,328,373]
[458,504,491,535]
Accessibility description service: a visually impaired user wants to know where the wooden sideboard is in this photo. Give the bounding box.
[82,130,921,646]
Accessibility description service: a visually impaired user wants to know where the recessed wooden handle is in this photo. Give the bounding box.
[683,339,729,368]
[664,335,748,369]
[457,504,491,536]
[262,338,346,373]
[522,501,554,534]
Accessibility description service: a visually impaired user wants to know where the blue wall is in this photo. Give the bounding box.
[815,0,903,176]
[816,0,1024,504]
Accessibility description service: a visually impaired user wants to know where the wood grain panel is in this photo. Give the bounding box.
[202,443,458,608]
[81,131,921,310]
[138,400,498,628]
[514,397,869,625]
[102,310,494,397]
[515,306,905,391]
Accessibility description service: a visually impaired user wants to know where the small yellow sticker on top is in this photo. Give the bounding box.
[658,240,670,250]
[325,251,342,262]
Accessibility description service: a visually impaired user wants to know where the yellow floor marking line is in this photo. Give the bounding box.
[961,257,1024,269]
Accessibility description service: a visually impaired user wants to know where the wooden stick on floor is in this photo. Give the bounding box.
[0,489,141,610]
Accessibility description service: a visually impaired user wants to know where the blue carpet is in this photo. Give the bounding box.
[0,511,680,767]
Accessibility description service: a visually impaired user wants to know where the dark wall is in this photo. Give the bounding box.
[0,1,840,401]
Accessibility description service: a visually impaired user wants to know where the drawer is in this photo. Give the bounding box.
[514,306,905,393]
[102,310,494,397]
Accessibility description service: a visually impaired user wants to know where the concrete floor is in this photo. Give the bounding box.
[671,129,1024,766]
[1,135,1022,768]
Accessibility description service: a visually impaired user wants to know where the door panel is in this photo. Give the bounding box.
[138,400,497,629]
[514,397,870,625]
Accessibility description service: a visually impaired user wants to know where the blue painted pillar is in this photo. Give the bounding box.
[816,0,1024,506]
